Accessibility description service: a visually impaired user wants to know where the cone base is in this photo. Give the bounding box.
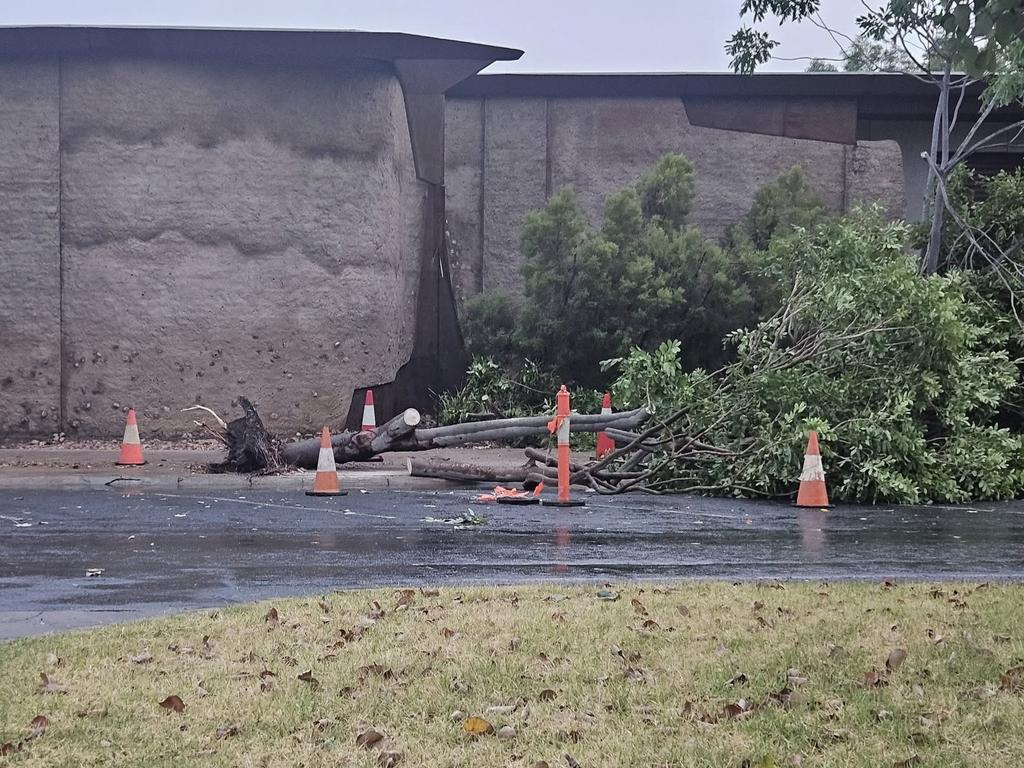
[306,490,348,497]
[795,502,831,509]
[115,460,147,466]
[540,499,586,508]
[497,497,539,506]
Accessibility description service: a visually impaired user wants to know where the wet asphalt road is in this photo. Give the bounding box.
[2,487,1024,639]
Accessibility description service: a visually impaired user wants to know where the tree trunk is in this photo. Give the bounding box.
[922,64,952,275]
[282,409,421,468]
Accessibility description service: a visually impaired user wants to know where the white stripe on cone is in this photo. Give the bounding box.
[557,416,570,444]
[361,404,376,431]
[799,454,825,482]
[317,445,336,473]
[122,423,141,444]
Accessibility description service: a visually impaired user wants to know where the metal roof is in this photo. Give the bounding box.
[447,72,1023,124]
[446,71,974,98]
[0,25,524,63]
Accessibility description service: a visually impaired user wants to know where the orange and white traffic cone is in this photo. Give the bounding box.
[115,408,146,466]
[305,426,347,497]
[361,390,377,433]
[595,392,615,459]
[540,386,585,508]
[795,430,829,508]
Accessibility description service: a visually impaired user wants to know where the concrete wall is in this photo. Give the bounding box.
[445,95,905,304]
[0,60,61,437]
[1,54,427,438]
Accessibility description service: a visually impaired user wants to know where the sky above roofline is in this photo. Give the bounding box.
[0,0,867,73]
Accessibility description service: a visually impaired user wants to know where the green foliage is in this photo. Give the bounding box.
[605,210,1024,503]
[724,166,829,321]
[460,292,520,363]
[806,34,914,72]
[437,356,602,449]
[513,154,757,384]
[602,340,691,418]
[729,1,1024,103]
[726,166,827,252]
[437,357,561,425]
[944,165,1024,270]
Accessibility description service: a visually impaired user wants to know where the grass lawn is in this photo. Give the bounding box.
[1,582,1023,767]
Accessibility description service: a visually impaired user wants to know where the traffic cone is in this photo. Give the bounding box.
[115,408,146,466]
[540,386,585,508]
[305,426,347,497]
[595,392,615,459]
[795,430,829,508]
[361,390,377,433]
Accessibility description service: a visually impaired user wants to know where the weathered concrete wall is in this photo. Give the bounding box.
[59,56,425,437]
[445,95,905,304]
[0,60,61,437]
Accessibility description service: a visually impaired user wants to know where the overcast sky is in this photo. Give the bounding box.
[0,0,868,72]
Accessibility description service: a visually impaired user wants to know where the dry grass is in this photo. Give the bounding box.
[1,582,1024,767]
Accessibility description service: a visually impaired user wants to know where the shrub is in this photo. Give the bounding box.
[514,154,755,385]
[461,292,520,363]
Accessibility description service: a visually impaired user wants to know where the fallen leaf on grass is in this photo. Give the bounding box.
[264,607,279,627]
[45,653,62,667]
[640,619,661,632]
[538,689,558,701]
[631,598,647,616]
[216,724,240,740]
[496,725,516,739]
[463,716,495,735]
[28,715,49,739]
[367,601,385,620]
[565,753,582,768]
[356,727,386,748]
[886,648,908,673]
[596,590,619,601]
[421,587,440,597]
[37,673,66,694]
[864,670,888,688]
[768,686,794,707]
[677,605,690,617]
[394,589,415,610]
[379,750,403,767]
[1000,667,1024,692]
[722,699,753,719]
[195,681,208,698]
[297,670,320,689]
[611,645,641,663]
[892,756,920,768]
[356,664,395,681]
[441,627,457,639]
[727,673,748,686]
[131,650,154,665]
[158,695,185,713]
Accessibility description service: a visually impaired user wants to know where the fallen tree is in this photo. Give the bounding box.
[185,400,649,473]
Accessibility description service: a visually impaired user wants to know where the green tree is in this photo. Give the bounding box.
[727,1,1024,274]
[515,155,755,383]
[724,165,829,319]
